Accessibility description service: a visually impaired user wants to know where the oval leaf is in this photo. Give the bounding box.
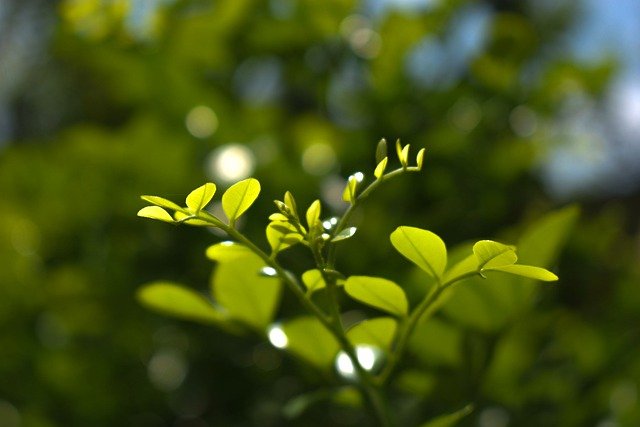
[186,182,216,212]
[137,282,225,325]
[174,211,210,226]
[137,206,175,223]
[486,264,558,282]
[212,252,282,330]
[222,178,261,223]
[331,227,357,242]
[282,316,340,369]
[344,276,408,316]
[374,157,388,179]
[206,242,253,262]
[473,240,517,270]
[390,227,447,280]
[267,222,303,254]
[302,269,326,293]
[141,195,183,212]
[347,317,397,350]
[306,200,321,229]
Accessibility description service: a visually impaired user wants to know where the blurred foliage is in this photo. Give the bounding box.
[0,0,639,426]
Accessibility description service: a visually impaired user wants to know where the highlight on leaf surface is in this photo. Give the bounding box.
[222,178,261,224]
[137,282,225,325]
[186,182,216,212]
[331,227,357,242]
[391,226,447,280]
[137,206,175,223]
[344,276,408,316]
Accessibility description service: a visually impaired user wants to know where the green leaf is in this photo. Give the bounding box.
[282,316,340,368]
[331,227,357,242]
[473,240,517,270]
[486,264,558,281]
[419,404,474,427]
[212,252,282,331]
[267,222,303,254]
[342,175,358,204]
[284,191,299,219]
[205,242,253,262]
[269,213,289,222]
[137,206,175,223]
[186,182,216,212]
[302,269,326,293]
[137,282,225,325]
[416,148,426,169]
[306,200,321,229]
[395,139,403,164]
[375,137,387,164]
[140,195,183,212]
[347,317,397,350]
[173,211,211,226]
[400,144,410,167]
[344,276,408,316]
[390,226,447,280]
[374,157,388,179]
[222,178,261,224]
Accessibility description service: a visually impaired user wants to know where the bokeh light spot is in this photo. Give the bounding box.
[185,105,218,139]
[301,143,337,175]
[268,324,288,349]
[205,144,256,183]
[147,349,188,392]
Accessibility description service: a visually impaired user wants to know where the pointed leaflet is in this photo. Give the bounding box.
[416,148,426,169]
[347,317,397,350]
[391,226,447,280]
[486,264,558,281]
[212,251,282,330]
[137,206,175,223]
[186,183,216,212]
[282,316,340,369]
[344,276,408,316]
[306,200,321,229]
[374,157,388,179]
[375,138,388,164]
[137,282,225,325]
[473,240,517,270]
[222,178,261,223]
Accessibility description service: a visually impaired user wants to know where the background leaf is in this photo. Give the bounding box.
[282,317,339,369]
[419,404,473,427]
[347,317,397,350]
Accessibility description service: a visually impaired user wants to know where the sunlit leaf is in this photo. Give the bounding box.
[306,200,321,229]
[302,269,326,293]
[395,139,403,164]
[486,264,558,282]
[331,227,357,242]
[419,404,474,427]
[212,252,281,330]
[282,316,339,369]
[222,178,261,223]
[374,157,388,179]
[137,282,225,325]
[443,254,478,284]
[140,195,183,212]
[473,240,517,270]
[284,191,299,219]
[391,226,447,280]
[416,148,426,169]
[342,175,358,204]
[186,182,216,212]
[347,317,397,350]
[400,144,410,167]
[137,206,175,223]
[205,242,253,262]
[267,221,303,254]
[344,276,408,316]
[269,213,289,221]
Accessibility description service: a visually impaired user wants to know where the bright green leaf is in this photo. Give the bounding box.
[344,276,408,316]
[486,264,558,282]
[212,252,282,330]
[416,148,426,169]
[205,242,253,262]
[342,175,358,204]
[395,139,403,164]
[302,269,326,293]
[284,191,299,219]
[473,240,517,270]
[374,157,388,179]
[186,182,216,212]
[400,144,410,167]
[443,254,478,284]
[419,404,474,427]
[269,213,289,222]
[306,200,321,229]
[137,206,175,223]
[282,316,340,369]
[267,222,303,254]
[222,178,261,223]
[137,282,225,325]
[347,317,397,350]
[391,226,447,280]
[140,195,183,212]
